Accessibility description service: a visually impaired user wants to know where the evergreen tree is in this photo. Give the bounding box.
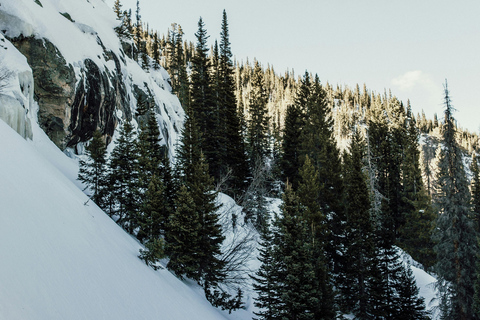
[470,153,480,232]
[398,103,436,270]
[218,10,249,196]
[275,184,322,319]
[152,31,161,70]
[247,60,270,167]
[134,0,142,62]
[78,130,108,210]
[281,103,304,189]
[136,174,165,244]
[107,121,139,233]
[299,74,344,275]
[251,223,282,319]
[190,17,216,170]
[173,105,225,288]
[338,129,376,318]
[433,81,478,320]
[166,184,200,279]
[395,266,430,320]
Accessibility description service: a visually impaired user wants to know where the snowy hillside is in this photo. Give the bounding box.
[0,118,232,319]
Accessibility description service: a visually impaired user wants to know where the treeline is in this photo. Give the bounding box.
[80,1,480,319]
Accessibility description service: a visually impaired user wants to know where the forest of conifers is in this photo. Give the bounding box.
[77,1,480,319]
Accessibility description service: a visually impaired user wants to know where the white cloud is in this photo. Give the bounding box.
[391,70,433,91]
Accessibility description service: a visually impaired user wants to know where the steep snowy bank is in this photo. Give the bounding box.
[0,118,227,320]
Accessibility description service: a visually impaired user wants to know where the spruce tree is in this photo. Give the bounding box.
[166,184,200,279]
[252,223,282,319]
[433,81,478,320]
[470,152,480,232]
[172,105,225,288]
[218,10,249,196]
[275,184,320,319]
[399,103,436,270]
[299,74,344,276]
[136,174,165,244]
[189,18,217,180]
[394,265,429,320]
[281,103,304,189]
[338,129,376,318]
[247,60,270,167]
[78,130,108,210]
[107,121,139,233]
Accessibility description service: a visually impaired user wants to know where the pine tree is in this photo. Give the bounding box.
[470,153,480,232]
[275,184,320,319]
[395,265,429,320]
[218,10,249,196]
[173,105,225,288]
[166,184,200,279]
[299,74,344,275]
[152,32,161,70]
[247,60,270,167]
[190,17,215,160]
[251,224,282,319]
[107,121,139,233]
[433,81,478,320]
[78,130,108,210]
[399,103,436,270]
[281,103,304,189]
[338,129,376,318]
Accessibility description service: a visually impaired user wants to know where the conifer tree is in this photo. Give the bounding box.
[166,184,200,279]
[398,103,436,270]
[470,152,480,232]
[433,81,478,320]
[274,184,321,319]
[338,129,376,318]
[108,121,139,233]
[172,106,225,288]
[136,174,165,243]
[251,223,282,319]
[281,103,304,189]
[299,74,344,274]
[78,130,108,210]
[394,266,429,320]
[152,32,161,70]
[218,10,249,195]
[247,60,270,167]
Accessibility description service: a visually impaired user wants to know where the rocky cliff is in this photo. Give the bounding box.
[0,0,183,156]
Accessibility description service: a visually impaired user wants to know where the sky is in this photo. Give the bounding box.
[106,0,480,133]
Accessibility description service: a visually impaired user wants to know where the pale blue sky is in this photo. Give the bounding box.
[107,0,480,132]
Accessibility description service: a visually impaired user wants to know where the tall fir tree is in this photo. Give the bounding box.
[398,103,436,270]
[299,74,344,276]
[107,121,139,233]
[166,184,201,279]
[470,152,480,232]
[189,18,217,179]
[251,223,282,320]
[281,102,304,189]
[338,129,376,318]
[247,60,270,167]
[276,184,322,319]
[218,10,249,196]
[433,81,478,320]
[78,130,108,210]
[172,105,225,289]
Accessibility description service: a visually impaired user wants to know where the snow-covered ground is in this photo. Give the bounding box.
[0,118,233,319]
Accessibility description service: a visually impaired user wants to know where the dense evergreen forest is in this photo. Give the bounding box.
[77,1,480,318]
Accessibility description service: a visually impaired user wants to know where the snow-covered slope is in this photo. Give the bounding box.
[0,118,228,320]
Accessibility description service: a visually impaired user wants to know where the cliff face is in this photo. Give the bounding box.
[0,0,183,155]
